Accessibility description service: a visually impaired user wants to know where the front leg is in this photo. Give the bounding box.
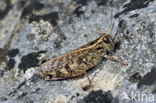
[104,55,128,66]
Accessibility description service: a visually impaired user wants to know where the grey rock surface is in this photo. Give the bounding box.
[0,0,156,103]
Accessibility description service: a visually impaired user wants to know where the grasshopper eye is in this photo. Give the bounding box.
[103,36,111,44]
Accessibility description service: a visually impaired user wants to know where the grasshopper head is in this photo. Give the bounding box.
[96,33,115,54]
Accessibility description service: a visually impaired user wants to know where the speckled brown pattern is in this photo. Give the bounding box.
[39,34,114,80]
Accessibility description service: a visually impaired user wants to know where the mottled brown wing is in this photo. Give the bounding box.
[39,46,102,80]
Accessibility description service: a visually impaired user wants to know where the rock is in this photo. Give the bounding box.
[0,0,155,103]
[81,90,113,103]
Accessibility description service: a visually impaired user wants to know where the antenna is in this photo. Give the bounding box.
[110,10,113,35]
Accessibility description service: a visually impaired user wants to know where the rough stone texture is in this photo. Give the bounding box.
[0,0,156,103]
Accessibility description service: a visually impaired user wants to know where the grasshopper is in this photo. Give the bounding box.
[39,12,127,82]
[39,33,127,81]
